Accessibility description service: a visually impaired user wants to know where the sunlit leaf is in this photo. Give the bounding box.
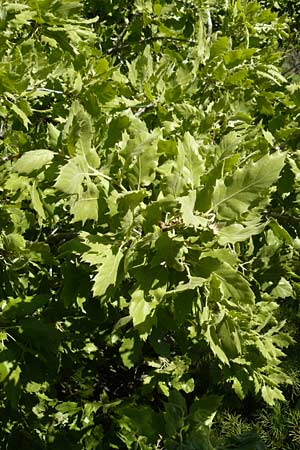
[213,152,286,220]
[14,150,54,174]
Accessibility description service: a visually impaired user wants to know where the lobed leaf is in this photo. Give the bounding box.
[213,152,286,220]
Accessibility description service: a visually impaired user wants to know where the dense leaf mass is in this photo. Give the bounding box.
[1,0,300,448]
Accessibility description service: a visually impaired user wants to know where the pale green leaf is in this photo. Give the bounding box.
[129,290,156,327]
[209,36,230,59]
[217,218,265,245]
[262,129,275,146]
[117,189,148,212]
[261,385,285,406]
[71,181,99,223]
[166,276,205,295]
[54,156,88,194]
[269,219,294,245]
[81,243,108,266]
[257,66,287,85]
[3,233,26,252]
[231,377,245,399]
[63,101,93,157]
[31,183,46,221]
[127,45,153,88]
[270,278,294,299]
[14,150,54,174]
[47,123,60,147]
[120,126,160,188]
[178,132,205,189]
[223,48,257,67]
[212,152,286,220]
[179,190,208,228]
[11,103,30,129]
[92,248,123,297]
[158,381,170,397]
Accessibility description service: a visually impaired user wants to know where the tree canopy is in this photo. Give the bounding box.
[1,0,300,448]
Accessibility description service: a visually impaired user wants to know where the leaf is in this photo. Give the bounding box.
[119,335,143,369]
[121,130,160,188]
[56,402,81,416]
[217,218,265,245]
[129,290,154,327]
[257,66,287,85]
[3,233,26,252]
[4,363,21,409]
[270,278,294,299]
[151,232,187,272]
[31,183,46,221]
[166,276,206,295]
[54,156,88,194]
[217,317,241,358]
[71,181,99,223]
[231,377,245,400]
[127,45,153,88]
[205,326,230,365]
[26,242,53,264]
[118,403,161,440]
[92,248,123,297]
[269,219,294,245]
[164,390,186,436]
[63,100,94,157]
[212,152,286,220]
[179,190,208,228]
[20,319,62,353]
[190,395,222,428]
[261,385,285,406]
[0,295,49,321]
[209,36,230,59]
[117,189,148,212]
[177,132,205,189]
[129,290,157,339]
[14,150,54,174]
[11,103,31,129]
[223,48,257,68]
[60,262,84,306]
[214,263,255,304]
[47,123,60,147]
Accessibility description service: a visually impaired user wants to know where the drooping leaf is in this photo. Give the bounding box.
[31,183,46,221]
[11,102,31,129]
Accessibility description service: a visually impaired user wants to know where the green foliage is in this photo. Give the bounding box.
[0,0,300,448]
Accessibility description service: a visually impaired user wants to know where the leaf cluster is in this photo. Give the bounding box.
[0,0,300,449]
